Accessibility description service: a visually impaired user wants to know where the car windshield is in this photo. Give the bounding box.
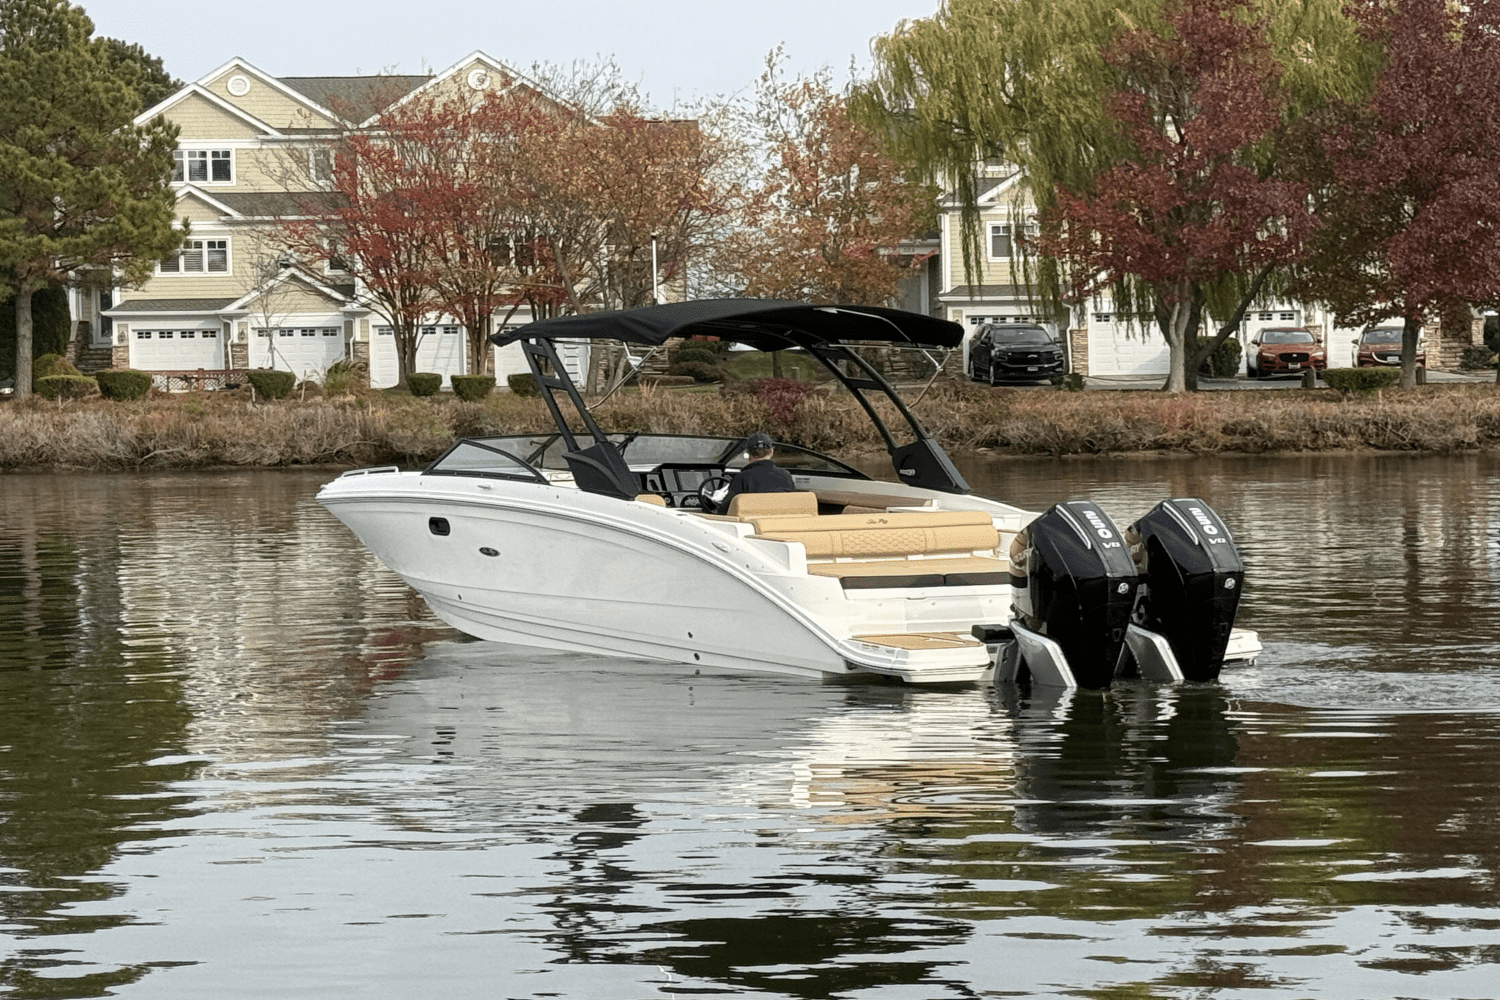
[1262,330,1315,344]
[1361,329,1403,344]
[988,326,1054,345]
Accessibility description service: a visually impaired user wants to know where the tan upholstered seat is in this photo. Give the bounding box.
[635,493,668,506]
[746,510,999,560]
[725,490,818,518]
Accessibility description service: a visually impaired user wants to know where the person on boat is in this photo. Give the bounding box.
[720,432,795,509]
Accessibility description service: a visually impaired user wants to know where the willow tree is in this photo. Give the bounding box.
[854,0,1371,391]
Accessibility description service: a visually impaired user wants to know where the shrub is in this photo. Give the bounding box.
[407,372,443,396]
[1194,336,1243,377]
[1460,345,1497,370]
[672,346,719,368]
[1058,372,1086,392]
[246,369,296,400]
[507,373,540,397]
[96,369,152,400]
[667,360,722,383]
[1323,367,1400,393]
[752,376,816,422]
[323,360,368,396]
[36,374,97,400]
[32,352,80,385]
[451,374,496,401]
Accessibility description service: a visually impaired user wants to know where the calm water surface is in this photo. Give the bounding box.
[2,455,1499,999]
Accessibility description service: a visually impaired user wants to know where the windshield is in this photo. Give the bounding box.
[1261,329,1315,344]
[1361,329,1403,344]
[987,326,1054,345]
[448,433,867,479]
[423,440,547,481]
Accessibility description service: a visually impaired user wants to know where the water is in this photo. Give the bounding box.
[2,455,1499,998]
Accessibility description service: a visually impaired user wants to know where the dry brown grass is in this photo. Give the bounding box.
[3,380,1498,471]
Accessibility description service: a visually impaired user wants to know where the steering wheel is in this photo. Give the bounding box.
[696,475,733,513]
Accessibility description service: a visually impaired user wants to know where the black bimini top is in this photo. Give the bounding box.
[490,298,964,352]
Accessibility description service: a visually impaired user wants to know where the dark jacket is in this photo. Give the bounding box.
[721,458,795,509]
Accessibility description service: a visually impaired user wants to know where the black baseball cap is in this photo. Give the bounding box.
[746,432,774,451]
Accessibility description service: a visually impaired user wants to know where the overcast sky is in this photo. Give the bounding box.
[77,0,942,107]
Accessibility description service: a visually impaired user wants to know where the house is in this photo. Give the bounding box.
[930,165,1484,377]
[95,52,573,389]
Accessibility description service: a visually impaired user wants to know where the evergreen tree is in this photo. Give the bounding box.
[0,284,69,377]
[97,36,182,113]
[0,0,182,400]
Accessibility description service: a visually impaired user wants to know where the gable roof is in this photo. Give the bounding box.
[134,82,283,134]
[280,75,433,124]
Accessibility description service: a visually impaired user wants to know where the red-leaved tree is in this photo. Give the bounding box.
[1289,0,1500,387]
[731,65,935,307]
[1035,0,1316,392]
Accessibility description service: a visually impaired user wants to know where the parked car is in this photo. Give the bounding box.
[1246,327,1327,378]
[1351,326,1424,368]
[967,324,1066,385]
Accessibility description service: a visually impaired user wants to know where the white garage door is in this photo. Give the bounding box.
[1086,313,1170,376]
[131,328,224,370]
[251,326,346,381]
[370,324,469,389]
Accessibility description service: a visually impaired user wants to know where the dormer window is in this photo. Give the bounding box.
[173,149,233,183]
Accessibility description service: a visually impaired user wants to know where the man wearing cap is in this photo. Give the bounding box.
[720,432,795,509]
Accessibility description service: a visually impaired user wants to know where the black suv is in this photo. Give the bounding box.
[968,324,1066,385]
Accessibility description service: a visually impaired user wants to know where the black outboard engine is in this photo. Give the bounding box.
[1126,499,1245,682]
[1010,501,1138,689]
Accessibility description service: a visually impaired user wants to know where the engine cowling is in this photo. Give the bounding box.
[1125,499,1245,682]
[1009,501,1138,689]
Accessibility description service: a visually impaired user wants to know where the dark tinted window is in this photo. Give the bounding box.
[986,325,1054,345]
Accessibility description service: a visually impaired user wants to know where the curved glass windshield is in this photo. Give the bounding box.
[1262,329,1315,344]
[1361,329,1403,344]
[449,433,868,480]
[424,440,547,481]
[988,326,1055,345]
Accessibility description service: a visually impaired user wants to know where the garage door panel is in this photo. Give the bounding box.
[131,328,224,370]
[251,325,346,380]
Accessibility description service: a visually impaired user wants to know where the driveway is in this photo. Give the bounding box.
[1080,370,1497,390]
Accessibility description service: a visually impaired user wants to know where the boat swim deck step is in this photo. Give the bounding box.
[852,631,983,651]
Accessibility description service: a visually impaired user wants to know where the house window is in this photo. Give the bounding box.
[159,239,230,275]
[1258,312,1273,321]
[309,148,333,184]
[1280,312,1296,321]
[172,149,233,183]
[989,224,1013,258]
[135,330,152,339]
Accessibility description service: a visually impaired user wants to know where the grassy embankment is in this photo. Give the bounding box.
[3,378,1500,471]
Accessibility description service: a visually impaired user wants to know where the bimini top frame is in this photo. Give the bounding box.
[491,299,971,500]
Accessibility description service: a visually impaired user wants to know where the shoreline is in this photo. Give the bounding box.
[3,380,1499,472]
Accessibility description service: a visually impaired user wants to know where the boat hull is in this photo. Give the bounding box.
[319,472,1005,683]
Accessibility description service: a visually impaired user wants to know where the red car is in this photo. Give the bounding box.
[1352,326,1425,368]
[1246,327,1327,379]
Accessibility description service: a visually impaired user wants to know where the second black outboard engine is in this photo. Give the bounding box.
[1010,501,1138,689]
[1126,499,1245,682]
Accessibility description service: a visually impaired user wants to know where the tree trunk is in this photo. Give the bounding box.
[1159,281,1193,393]
[1401,316,1421,389]
[15,290,33,402]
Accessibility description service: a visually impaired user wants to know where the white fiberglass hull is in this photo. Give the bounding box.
[319,470,1009,684]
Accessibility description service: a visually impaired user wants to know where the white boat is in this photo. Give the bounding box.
[319,300,1260,686]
